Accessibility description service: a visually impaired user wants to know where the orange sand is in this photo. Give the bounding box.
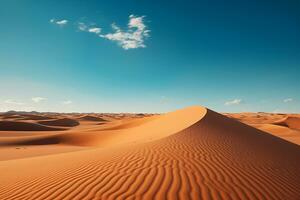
[0,106,299,200]
[225,112,300,145]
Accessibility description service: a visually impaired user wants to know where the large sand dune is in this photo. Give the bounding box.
[0,106,299,200]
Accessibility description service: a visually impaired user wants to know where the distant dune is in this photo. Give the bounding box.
[0,121,64,131]
[273,116,300,130]
[1,115,23,119]
[21,114,54,120]
[78,115,107,122]
[226,112,300,145]
[0,106,299,200]
[38,118,80,127]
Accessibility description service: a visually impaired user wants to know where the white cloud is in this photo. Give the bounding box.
[62,100,72,105]
[4,99,25,105]
[88,27,101,34]
[283,98,293,103]
[77,22,101,34]
[225,99,242,106]
[31,97,46,103]
[52,15,150,49]
[78,22,88,31]
[50,19,68,26]
[100,15,150,49]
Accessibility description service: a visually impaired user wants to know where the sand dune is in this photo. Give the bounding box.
[0,107,203,147]
[0,121,64,131]
[226,113,300,145]
[273,116,300,130]
[0,106,299,200]
[100,116,159,130]
[252,124,300,145]
[38,118,80,127]
[21,114,54,120]
[78,115,107,122]
[1,115,23,119]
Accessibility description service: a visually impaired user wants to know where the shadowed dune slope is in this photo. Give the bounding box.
[251,124,300,145]
[224,113,300,145]
[0,121,64,131]
[78,115,107,122]
[38,118,80,127]
[21,115,54,120]
[0,115,23,119]
[273,116,300,130]
[0,106,300,200]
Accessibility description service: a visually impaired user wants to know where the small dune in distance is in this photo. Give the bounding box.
[0,106,299,200]
[224,112,300,145]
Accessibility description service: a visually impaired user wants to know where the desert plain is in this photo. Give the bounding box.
[0,106,299,200]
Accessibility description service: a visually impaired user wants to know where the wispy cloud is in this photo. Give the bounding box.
[53,14,150,49]
[77,22,101,34]
[225,99,242,106]
[31,97,47,103]
[78,22,88,31]
[283,98,293,103]
[50,19,68,26]
[88,27,101,34]
[100,15,150,49]
[62,100,72,105]
[4,99,25,105]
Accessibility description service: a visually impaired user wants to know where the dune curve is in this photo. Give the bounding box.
[0,106,299,200]
[273,116,300,130]
[0,106,206,147]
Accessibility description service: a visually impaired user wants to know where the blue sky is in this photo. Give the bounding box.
[0,0,299,113]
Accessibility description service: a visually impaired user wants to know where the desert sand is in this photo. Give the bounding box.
[0,106,300,200]
[225,112,300,145]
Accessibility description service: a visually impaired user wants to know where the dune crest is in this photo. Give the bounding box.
[0,106,300,200]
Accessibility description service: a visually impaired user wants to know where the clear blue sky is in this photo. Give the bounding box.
[0,0,299,113]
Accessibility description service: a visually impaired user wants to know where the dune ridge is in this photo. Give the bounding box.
[0,106,299,200]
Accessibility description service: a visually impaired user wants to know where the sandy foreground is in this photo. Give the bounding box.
[0,106,299,200]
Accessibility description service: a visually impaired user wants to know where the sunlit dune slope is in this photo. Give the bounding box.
[0,106,205,147]
[273,116,300,130]
[0,106,299,200]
